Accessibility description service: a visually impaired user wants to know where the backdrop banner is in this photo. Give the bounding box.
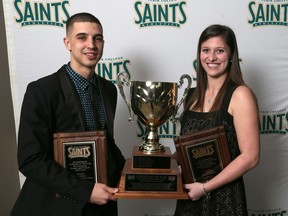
[3,0,288,215]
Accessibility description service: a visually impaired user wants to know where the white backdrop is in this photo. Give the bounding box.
[3,0,288,215]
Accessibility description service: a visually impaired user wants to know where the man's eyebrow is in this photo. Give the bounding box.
[74,33,103,38]
[94,33,104,38]
[75,32,88,37]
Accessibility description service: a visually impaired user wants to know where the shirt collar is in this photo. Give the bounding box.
[65,63,97,90]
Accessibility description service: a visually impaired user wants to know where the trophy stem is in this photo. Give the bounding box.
[138,126,165,153]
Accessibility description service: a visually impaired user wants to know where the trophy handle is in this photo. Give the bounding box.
[116,71,134,122]
[171,74,192,122]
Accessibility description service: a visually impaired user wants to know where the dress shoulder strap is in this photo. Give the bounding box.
[215,84,237,126]
[221,84,237,113]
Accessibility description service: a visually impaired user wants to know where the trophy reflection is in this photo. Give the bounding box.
[115,72,191,199]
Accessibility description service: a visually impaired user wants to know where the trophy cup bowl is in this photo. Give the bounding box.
[117,72,192,153]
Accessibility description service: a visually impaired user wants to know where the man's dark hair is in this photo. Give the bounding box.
[66,12,102,35]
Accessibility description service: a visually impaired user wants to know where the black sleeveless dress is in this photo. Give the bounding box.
[174,85,248,216]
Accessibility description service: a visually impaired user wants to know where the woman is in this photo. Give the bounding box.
[174,24,260,215]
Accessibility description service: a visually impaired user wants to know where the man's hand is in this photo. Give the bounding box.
[89,183,118,205]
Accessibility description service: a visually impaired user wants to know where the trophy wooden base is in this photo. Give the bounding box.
[114,146,188,199]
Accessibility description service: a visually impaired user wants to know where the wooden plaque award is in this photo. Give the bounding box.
[53,131,107,184]
[174,125,231,183]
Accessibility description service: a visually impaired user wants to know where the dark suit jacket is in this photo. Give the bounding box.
[11,65,125,216]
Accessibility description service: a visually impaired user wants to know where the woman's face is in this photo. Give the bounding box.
[200,36,231,79]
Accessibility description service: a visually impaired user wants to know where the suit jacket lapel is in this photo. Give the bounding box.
[57,67,86,131]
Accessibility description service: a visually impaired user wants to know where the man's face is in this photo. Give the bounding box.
[64,22,104,77]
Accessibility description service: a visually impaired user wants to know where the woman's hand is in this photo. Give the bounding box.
[184,182,208,201]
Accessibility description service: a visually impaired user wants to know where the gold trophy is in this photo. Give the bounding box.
[115,72,191,199]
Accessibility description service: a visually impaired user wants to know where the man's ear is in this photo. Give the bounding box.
[63,37,71,51]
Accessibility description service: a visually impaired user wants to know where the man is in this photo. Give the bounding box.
[11,12,125,216]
